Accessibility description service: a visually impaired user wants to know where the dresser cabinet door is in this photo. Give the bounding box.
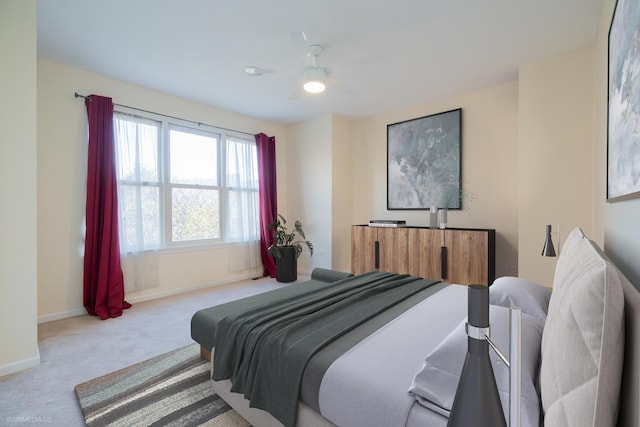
[351,225,377,274]
[407,228,444,280]
[445,229,493,285]
[377,227,409,274]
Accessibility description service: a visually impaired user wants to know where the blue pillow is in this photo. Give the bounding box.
[490,276,551,322]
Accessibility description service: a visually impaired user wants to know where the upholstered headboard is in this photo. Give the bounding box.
[538,227,640,427]
[612,251,640,427]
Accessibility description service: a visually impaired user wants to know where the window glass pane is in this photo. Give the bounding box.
[118,184,160,251]
[172,188,220,242]
[227,138,258,189]
[170,128,217,186]
[114,115,160,183]
[228,189,259,241]
[114,113,161,252]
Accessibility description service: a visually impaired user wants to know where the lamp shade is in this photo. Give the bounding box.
[303,67,326,94]
[447,285,506,427]
[541,224,556,257]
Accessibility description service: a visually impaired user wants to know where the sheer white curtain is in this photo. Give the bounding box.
[225,136,260,271]
[113,113,160,291]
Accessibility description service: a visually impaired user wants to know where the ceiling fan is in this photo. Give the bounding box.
[243,40,330,97]
[301,44,327,94]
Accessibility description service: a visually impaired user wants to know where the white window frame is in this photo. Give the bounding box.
[114,107,258,251]
[165,123,222,247]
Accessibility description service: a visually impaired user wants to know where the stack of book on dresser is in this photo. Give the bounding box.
[368,220,406,227]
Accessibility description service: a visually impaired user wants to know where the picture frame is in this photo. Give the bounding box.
[387,108,462,210]
[607,0,640,202]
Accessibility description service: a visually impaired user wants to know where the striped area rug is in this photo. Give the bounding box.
[75,344,250,427]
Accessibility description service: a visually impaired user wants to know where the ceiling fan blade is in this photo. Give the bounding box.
[243,65,299,80]
[243,66,279,77]
[289,31,308,43]
[289,86,304,100]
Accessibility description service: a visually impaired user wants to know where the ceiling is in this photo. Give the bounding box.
[37,0,604,125]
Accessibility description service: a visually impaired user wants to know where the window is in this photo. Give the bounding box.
[169,126,220,242]
[114,114,162,252]
[113,111,259,251]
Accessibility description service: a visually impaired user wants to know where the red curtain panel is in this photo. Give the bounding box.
[255,133,278,278]
[83,95,131,319]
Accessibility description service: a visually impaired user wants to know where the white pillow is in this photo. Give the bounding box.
[540,228,624,427]
[408,305,544,427]
[490,276,551,322]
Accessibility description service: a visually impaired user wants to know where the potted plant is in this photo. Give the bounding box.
[267,214,313,282]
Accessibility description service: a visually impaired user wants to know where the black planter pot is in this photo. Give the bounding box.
[275,246,297,283]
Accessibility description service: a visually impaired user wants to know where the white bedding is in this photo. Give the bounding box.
[318,284,469,427]
[409,304,544,427]
[206,279,550,427]
[202,234,640,427]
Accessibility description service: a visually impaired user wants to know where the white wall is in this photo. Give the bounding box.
[350,82,520,279]
[518,47,595,287]
[37,59,288,321]
[0,0,39,376]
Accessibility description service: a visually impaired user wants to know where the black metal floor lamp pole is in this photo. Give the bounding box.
[447,285,507,427]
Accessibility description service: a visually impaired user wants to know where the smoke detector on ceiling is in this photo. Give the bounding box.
[243,66,263,76]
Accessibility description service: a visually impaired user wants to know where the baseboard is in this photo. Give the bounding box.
[38,308,86,324]
[37,271,263,324]
[298,268,311,277]
[125,272,262,305]
[0,348,40,377]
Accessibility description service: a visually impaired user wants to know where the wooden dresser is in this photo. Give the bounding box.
[351,225,495,285]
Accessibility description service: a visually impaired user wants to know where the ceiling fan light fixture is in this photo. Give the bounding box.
[303,80,326,94]
[303,67,326,94]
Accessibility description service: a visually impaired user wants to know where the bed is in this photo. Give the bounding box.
[191,228,640,427]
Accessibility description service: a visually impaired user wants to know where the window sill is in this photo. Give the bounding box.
[158,241,232,255]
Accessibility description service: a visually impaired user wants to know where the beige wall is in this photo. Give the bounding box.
[282,114,354,274]
[286,116,333,273]
[331,116,354,273]
[350,82,520,279]
[4,0,638,376]
[37,59,288,321]
[518,47,595,286]
[592,0,613,245]
[0,0,39,376]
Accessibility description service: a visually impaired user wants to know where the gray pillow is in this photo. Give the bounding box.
[490,276,552,322]
[539,228,624,427]
[408,304,544,427]
[310,268,353,283]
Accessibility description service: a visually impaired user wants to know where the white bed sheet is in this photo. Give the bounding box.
[406,401,448,427]
[318,284,469,427]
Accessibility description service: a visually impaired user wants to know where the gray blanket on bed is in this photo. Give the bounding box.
[211,271,440,427]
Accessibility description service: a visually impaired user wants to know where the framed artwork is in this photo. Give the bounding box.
[387,108,462,210]
[607,0,640,202]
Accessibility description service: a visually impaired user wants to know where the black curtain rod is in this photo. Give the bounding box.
[74,92,255,137]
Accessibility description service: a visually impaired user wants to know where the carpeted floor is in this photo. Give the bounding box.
[75,344,249,427]
[0,275,299,426]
